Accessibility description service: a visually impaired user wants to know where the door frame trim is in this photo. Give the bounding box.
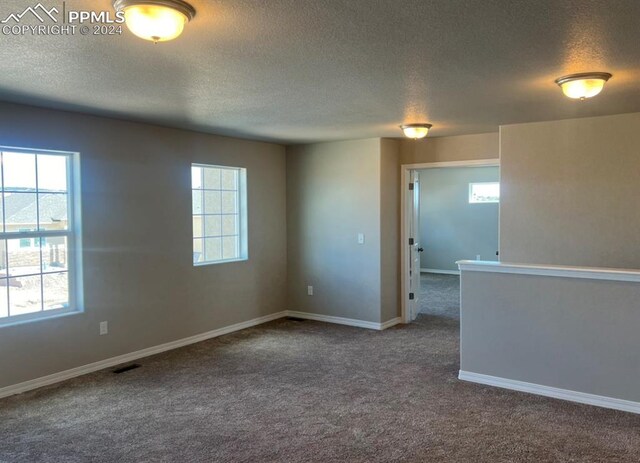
[400,159,500,323]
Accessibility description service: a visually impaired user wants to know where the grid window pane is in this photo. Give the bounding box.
[192,164,246,265]
[37,155,68,192]
[191,166,202,189]
[193,238,203,264]
[204,237,222,261]
[204,215,222,237]
[8,238,41,277]
[222,236,238,260]
[204,191,221,214]
[0,283,7,318]
[192,190,203,215]
[203,168,221,190]
[221,192,237,214]
[4,193,37,231]
[43,272,69,311]
[42,236,68,273]
[222,215,237,236]
[193,216,203,238]
[9,274,43,316]
[221,169,237,190]
[3,152,36,190]
[38,193,69,230]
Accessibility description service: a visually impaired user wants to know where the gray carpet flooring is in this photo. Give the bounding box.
[419,273,460,319]
[2,306,640,461]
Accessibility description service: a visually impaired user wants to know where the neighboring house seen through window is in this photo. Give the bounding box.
[192,164,248,265]
[0,148,81,325]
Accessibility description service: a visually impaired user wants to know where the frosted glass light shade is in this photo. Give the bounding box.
[555,72,612,100]
[400,124,432,139]
[114,0,196,43]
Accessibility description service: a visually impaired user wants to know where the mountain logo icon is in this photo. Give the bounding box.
[1,3,59,23]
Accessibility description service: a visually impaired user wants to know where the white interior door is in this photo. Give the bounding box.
[408,170,421,321]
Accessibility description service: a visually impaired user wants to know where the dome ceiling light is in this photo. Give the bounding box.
[400,123,432,140]
[554,72,612,100]
[113,0,196,43]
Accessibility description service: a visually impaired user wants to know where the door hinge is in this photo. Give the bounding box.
[409,293,415,300]
[409,182,414,190]
[409,238,414,245]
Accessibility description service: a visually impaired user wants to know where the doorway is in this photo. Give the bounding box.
[401,160,500,323]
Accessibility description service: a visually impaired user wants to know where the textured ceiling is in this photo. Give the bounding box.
[0,0,639,143]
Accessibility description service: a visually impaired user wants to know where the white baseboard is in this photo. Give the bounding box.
[459,370,640,415]
[0,310,402,400]
[380,317,402,330]
[421,268,460,275]
[0,311,287,400]
[286,311,400,331]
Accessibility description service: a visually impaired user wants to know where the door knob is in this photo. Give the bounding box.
[417,247,424,252]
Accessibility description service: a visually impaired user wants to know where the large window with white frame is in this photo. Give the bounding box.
[0,148,81,325]
[192,164,248,265]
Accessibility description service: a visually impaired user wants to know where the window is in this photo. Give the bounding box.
[0,148,81,325]
[192,164,247,265]
[469,182,500,204]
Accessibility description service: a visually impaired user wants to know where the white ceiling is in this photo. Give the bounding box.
[0,0,639,143]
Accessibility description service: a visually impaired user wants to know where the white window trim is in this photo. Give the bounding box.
[192,164,248,266]
[0,146,83,328]
[468,182,500,204]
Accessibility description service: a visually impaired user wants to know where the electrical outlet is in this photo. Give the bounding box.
[357,233,365,245]
[476,254,481,261]
[99,321,108,336]
[307,285,313,296]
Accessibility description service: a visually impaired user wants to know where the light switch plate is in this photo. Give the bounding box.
[357,233,365,244]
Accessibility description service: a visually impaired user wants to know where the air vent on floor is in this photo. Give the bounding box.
[286,317,307,322]
[113,364,142,374]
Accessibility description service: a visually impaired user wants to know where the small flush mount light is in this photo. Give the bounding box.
[555,72,612,100]
[400,123,432,140]
[113,0,196,43]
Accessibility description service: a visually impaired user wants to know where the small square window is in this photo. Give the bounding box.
[469,182,500,204]
[192,164,247,266]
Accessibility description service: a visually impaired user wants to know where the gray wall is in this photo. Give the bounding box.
[380,139,400,321]
[400,132,499,165]
[0,102,287,389]
[460,270,640,402]
[500,112,640,268]
[419,167,499,271]
[286,139,384,323]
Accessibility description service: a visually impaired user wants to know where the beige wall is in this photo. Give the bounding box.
[286,139,384,323]
[399,132,499,165]
[500,112,640,268]
[0,102,287,389]
[380,139,400,321]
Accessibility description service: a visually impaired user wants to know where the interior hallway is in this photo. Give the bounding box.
[419,272,460,319]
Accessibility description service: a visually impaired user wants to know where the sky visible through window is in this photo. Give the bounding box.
[3,152,67,192]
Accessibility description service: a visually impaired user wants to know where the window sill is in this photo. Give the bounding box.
[193,257,248,267]
[0,308,83,329]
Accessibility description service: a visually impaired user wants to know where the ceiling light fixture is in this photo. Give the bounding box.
[400,123,432,140]
[113,0,196,43]
[554,72,612,100]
